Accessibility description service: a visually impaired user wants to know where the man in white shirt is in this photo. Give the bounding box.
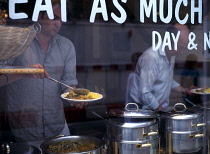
[130,23,196,111]
[125,52,142,103]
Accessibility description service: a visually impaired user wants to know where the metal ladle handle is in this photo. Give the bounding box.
[48,77,74,90]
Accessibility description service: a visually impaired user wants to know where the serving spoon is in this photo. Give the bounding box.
[48,77,90,95]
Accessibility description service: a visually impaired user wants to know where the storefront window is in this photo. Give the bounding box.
[0,0,210,153]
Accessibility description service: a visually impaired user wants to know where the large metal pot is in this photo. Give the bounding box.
[159,103,206,154]
[41,135,104,154]
[199,104,210,154]
[107,138,159,154]
[106,103,160,154]
[107,117,159,142]
[160,103,205,133]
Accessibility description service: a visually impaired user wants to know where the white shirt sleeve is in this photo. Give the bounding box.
[131,54,160,110]
[171,79,180,89]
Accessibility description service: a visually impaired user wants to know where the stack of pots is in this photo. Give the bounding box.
[106,103,160,154]
[159,103,206,154]
[200,104,210,153]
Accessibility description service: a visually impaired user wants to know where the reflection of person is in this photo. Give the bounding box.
[130,23,196,111]
[125,52,142,103]
[3,0,85,148]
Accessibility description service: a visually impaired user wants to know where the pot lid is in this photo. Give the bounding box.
[108,118,157,128]
[160,103,202,119]
[108,103,157,118]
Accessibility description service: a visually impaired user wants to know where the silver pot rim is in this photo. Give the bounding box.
[107,137,160,144]
[107,118,157,128]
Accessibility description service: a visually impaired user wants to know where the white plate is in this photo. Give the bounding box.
[191,88,210,95]
[61,92,103,102]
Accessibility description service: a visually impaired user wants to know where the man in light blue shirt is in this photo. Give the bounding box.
[2,0,86,148]
[130,24,196,111]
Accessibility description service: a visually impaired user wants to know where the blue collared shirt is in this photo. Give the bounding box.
[130,46,180,110]
[6,34,78,140]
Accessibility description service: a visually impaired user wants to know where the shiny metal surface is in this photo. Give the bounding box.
[107,118,159,141]
[172,130,205,153]
[162,117,205,133]
[159,103,207,153]
[106,108,160,154]
[160,128,206,153]
[160,103,205,133]
[106,138,159,154]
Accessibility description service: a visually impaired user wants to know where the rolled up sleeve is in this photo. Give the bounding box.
[171,79,180,89]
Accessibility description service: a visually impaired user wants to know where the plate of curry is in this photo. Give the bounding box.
[191,87,210,95]
[61,90,103,102]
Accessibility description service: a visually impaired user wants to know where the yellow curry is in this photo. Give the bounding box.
[65,90,101,100]
[193,86,210,93]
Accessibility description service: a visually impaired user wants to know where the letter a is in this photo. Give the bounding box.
[90,0,108,23]
[32,0,54,21]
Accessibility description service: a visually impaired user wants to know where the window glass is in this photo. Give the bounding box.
[0,0,210,153]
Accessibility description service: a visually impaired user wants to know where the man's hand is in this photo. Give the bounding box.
[27,64,50,79]
[173,85,197,96]
[185,85,197,95]
[155,105,162,112]
[69,101,88,109]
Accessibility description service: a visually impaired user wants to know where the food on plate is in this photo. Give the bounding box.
[192,87,210,93]
[47,140,98,153]
[65,90,100,100]
[73,88,90,95]
[204,87,210,93]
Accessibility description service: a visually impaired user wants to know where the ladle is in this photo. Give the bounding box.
[48,77,90,95]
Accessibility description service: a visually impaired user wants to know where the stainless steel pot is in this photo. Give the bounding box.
[41,136,104,154]
[106,103,159,154]
[107,138,159,154]
[199,105,210,154]
[160,103,205,133]
[159,103,206,154]
[107,118,159,141]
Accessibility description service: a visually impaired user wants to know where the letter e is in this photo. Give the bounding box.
[9,0,28,19]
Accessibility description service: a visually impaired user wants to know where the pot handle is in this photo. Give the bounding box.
[45,135,65,142]
[173,103,186,112]
[192,123,206,127]
[135,142,152,148]
[1,142,10,154]
[143,131,158,137]
[189,133,204,138]
[125,103,139,111]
